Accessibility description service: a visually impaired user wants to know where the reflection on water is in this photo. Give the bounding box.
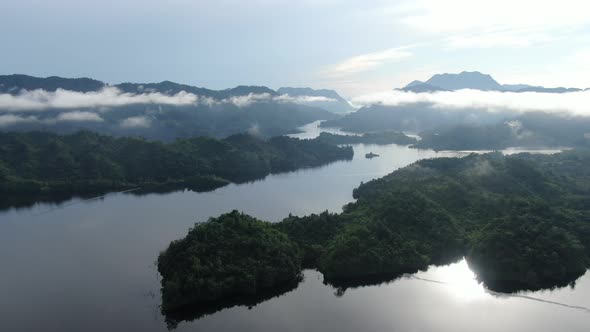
[164,277,303,330]
[171,261,590,332]
[412,259,487,301]
[0,121,587,332]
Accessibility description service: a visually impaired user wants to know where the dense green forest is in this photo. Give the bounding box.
[159,149,590,315]
[0,131,353,201]
[316,131,417,146]
[158,211,302,313]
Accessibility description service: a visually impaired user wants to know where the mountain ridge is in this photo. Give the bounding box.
[399,71,585,93]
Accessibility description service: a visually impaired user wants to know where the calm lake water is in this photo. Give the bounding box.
[0,121,587,331]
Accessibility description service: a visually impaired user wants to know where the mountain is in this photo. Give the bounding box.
[501,84,533,92]
[515,86,583,93]
[321,103,510,133]
[277,87,355,113]
[403,80,425,88]
[399,71,585,93]
[0,75,340,141]
[399,83,448,93]
[423,71,503,91]
[117,81,279,99]
[0,75,281,99]
[413,112,590,150]
[0,74,105,94]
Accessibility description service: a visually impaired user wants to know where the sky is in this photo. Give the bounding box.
[1,0,590,97]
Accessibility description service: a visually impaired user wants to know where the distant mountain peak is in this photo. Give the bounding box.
[403,80,425,89]
[425,71,502,91]
[399,71,583,94]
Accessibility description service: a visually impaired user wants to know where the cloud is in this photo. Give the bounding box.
[505,120,532,139]
[120,116,151,128]
[352,89,590,116]
[0,111,104,126]
[247,123,260,136]
[274,94,337,103]
[223,93,273,108]
[56,111,103,122]
[0,86,340,112]
[324,47,413,77]
[221,93,337,107]
[0,87,198,112]
[566,48,590,69]
[401,0,590,33]
[0,114,39,126]
[393,0,590,52]
[445,28,554,49]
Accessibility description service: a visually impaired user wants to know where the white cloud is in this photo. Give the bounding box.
[324,47,413,77]
[223,93,272,108]
[274,94,337,103]
[120,116,151,128]
[402,0,590,33]
[0,87,198,112]
[56,111,103,122]
[247,123,260,136]
[392,0,590,53]
[221,93,337,107]
[0,114,39,126]
[352,89,590,116]
[446,28,554,49]
[0,87,339,112]
[566,48,590,69]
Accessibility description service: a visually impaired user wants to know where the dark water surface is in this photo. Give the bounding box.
[0,121,587,331]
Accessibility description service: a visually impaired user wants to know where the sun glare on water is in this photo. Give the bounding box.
[413,259,487,301]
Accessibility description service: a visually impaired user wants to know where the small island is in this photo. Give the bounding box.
[365,152,379,158]
[158,149,590,317]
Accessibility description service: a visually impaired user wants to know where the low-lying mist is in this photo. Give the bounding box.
[352,89,590,117]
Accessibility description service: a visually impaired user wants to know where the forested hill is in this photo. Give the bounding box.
[0,131,353,201]
[158,149,590,319]
[0,74,342,141]
[321,105,590,150]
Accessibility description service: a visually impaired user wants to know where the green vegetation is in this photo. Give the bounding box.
[342,151,590,290]
[0,131,353,201]
[157,211,302,313]
[0,75,340,141]
[413,124,514,150]
[414,115,590,151]
[159,150,590,315]
[322,104,590,151]
[316,131,417,146]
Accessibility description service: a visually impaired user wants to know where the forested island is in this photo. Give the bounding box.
[158,149,590,319]
[0,131,353,205]
[316,131,417,146]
